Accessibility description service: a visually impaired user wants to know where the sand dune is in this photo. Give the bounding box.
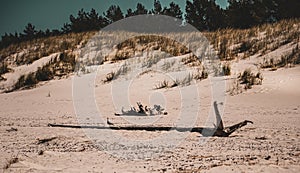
[0,58,299,172]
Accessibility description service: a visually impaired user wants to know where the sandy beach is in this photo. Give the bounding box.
[1,61,299,172]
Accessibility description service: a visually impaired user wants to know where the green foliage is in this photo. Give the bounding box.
[126,3,148,17]
[162,2,183,19]
[20,23,37,40]
[151,0,162,14]
[186,0,225,31]
[1,0,300,49]
[104,5,124,23]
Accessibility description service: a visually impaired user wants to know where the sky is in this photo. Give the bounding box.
[0,0,228,36]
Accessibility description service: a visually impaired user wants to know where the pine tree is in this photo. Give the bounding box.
[151,0,162,14]
[276,0,300,20]
[104,5,124,23]
[98,15,109,28]
[0,32,19,48]
[126,3,148,17]
[126,8,134,17]
[162,2,183,19]
[61,23,71,34]
[135,3,148,15]
[186,0,203,30]
[88,8,100,30]
[226,0,255,29]
[252,0,278,24]
[21,23,37,40]
[69,9,89,32]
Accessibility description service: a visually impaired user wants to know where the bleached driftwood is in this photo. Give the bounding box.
[48,101,253,137]
[114,102,167,116]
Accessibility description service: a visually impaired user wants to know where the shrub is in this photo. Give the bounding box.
[228,78,243,96]
[13,72,38,90]
[104,72,115,83]
[36,66,53,81]
[239,40,252,53]
[193,68,208,81]
[222,63,231,76]
[201,70,208,79]
[0,62,10,75]
[14,75,26,90]
[238,69,263,89]
[261,45,300,70]
[24,72,38,86]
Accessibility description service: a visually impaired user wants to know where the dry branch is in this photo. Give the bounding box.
[48,101,252,137]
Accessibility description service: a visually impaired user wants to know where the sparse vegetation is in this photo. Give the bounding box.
[228,69,263,95]
[0,32,94,67]
[155,80,169,89]
[238,69,263,89]
[9,52,76,91]
[0,17,299,94]
[228,79,243,96]
[0,62,10,75]
[181,54,201,67]
[193,68,208,81]
[205,19,300,62]
[154,72,206,90]
[103,62,131,83]
[142,53,164,68]
[112,35,190,62]
[104,72,115,83]
[13,72,38,90]
[261,44,300,70]
[0,62,10,81]
[222,63,231,76]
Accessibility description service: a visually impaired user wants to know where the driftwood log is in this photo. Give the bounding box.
[48,102,253,137]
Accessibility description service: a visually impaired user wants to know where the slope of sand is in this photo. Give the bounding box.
[0,60,299,172]
[0,53,60,91]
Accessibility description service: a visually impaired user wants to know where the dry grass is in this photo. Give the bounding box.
[154,71,207,90]
[0,31,95,66]
[204,18,300,61]
[260,44,300,70]
[112,35,191,62]
[228,78,244,96]
[1,19,299,67]
[222,63,231,76]
[155,80,169,89]
[9,52,76,92]
[1,19,299,92]
[238,69,263,89]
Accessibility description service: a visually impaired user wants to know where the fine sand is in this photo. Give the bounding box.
[0,60,299,172]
